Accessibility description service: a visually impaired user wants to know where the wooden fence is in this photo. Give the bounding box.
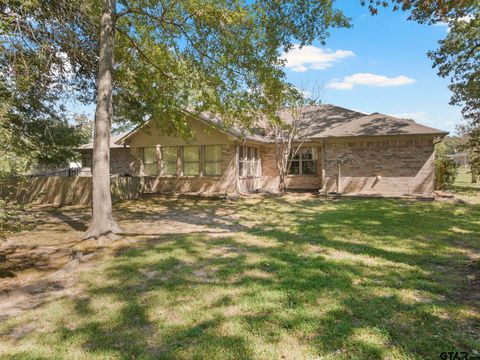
[0,176,142,206]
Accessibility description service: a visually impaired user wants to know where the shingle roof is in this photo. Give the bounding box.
[78,131,130,150]
[317,112,449,138]
[276,104,367,139]
[79,104,448,150]
[275,105,448,139]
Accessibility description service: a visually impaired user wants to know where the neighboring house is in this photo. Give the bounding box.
[78,104,448,196]
[446,153,468,167]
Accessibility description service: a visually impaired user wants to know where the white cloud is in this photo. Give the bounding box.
[433,15,474,32]
[282,45,355,72]
[458,15,474,22]
[433,21,450,32]
[327,73,415,90]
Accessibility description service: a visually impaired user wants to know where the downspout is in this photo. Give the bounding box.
[320,139,326,193]
[234,143,240,194]
[337,160,342,194]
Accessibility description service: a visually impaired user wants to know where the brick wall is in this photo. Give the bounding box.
[111,148,136,175]
[80,136,436,196]
[258,144,323,192]
[323,137,435,196]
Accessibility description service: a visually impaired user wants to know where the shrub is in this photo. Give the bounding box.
[435,156,457,190]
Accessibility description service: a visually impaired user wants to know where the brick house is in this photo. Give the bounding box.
[78,104,448,196]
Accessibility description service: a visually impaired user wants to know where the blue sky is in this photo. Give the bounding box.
[72,1,461,134]
[283,0,461,133]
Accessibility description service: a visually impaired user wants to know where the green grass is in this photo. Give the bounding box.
[452,166,480,204]
[454,166,480,190]
[1,196,479,359]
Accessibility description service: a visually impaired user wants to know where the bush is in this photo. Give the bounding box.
[435,156,457,191]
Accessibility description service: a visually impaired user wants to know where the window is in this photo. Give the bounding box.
[162,146,177,176]
[183,146,200,176]
[143,147,158,176]
[204,145,222,176]
[239,145,259,177]
[288,147,317,175]
[82,153,92,168]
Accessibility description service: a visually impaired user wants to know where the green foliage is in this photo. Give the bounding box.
[435,156,458,190]
[112,0,350,132]
[2,0,351,137]
[362,0,477,23]
[0,2,97,176]
[429,14,480,126]
[439,135,466,155]
[457,123,480,183]
[363,0,480,189]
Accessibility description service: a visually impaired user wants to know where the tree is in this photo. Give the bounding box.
[363,0,480,189]
[435,156,457,190]
[457,123,480,183]
[362,0,476,22]
[268,87,318,193]
[2,0,350,239]
[361,2,479,124]
[0,0,99,178]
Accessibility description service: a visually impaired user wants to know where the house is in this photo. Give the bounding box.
[78,104,448,196]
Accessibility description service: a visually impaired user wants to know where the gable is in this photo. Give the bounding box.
[124,115,231,147]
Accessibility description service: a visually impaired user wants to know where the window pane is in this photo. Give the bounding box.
[301,147,317,160]
[302,161,316,175]
[162,147,177,162]
[163,162,177,176]
[239,162,245,177]
[289,151,301,160]
[184,146,199,162]
[144,163,158,176]
[184,162,199,176]
[248,160,256,176]
[144,147,157,163]
[82,154,92,167]
[205,162,222,176]
[205,145,222,162]
[288,161,300,175]
[252,160,258,176]
[239,146,244,159]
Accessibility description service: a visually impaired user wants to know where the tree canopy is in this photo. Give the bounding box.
[2,0,351,238]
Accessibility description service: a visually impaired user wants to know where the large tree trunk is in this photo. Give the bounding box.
[83,0,122,239]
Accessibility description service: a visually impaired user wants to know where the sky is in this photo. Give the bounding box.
[71,1,462,134]
[282,0,461,133]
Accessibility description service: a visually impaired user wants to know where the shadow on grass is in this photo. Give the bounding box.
[3,197,480,359]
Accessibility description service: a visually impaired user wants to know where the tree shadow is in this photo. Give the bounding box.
[2,197,479,359]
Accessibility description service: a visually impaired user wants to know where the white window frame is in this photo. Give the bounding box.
[288,146,317,176]
[182,145,201,177]
[143,147,158,176]
[203,145,223,176]
[239,145,259,178]
[161,146,178,177]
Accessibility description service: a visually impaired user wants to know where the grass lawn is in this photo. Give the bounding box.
[451,166,480,204]
[0,195,479,359]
